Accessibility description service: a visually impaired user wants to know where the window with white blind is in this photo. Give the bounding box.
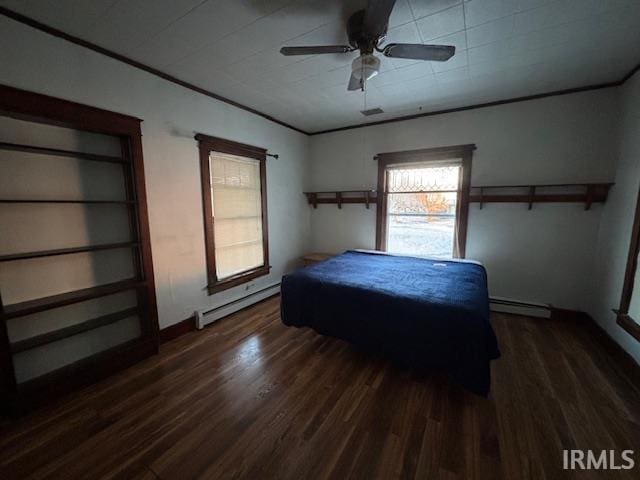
[196,134,269,294]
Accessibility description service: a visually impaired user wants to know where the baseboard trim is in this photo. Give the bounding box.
[159,289,281,344]
[552,308,640,382]
[159,316,196,344]
[587,315,640,385]
[549,307,588,322]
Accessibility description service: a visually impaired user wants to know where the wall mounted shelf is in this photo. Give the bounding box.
[469,183,614,210]
[304,190,378,209]
[305,183,613,211]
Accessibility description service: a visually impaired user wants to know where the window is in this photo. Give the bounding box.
[386,163,461,258]
[197,134,269,294]
[376,144,474,258]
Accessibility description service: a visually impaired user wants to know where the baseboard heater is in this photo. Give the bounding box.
[194,282,281,330]
[490,297,551,318]
[193,286,549,329]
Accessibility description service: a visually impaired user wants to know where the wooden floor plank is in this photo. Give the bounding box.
[1,297,639,479]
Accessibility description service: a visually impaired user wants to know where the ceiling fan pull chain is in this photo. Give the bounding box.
[364,79,367,107]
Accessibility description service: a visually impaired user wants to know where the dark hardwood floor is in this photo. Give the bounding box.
[1,295,639,479]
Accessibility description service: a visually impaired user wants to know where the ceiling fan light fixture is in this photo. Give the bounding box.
[351,54,380,81]
[279,1,456,91]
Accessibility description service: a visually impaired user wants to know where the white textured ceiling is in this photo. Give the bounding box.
[2,0,639,133]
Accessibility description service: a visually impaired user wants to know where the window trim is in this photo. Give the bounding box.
[196,134,270,295]
[616,183,640,342]
[375,144,475,258]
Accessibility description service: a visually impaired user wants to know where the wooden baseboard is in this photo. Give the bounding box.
[159,292,280,344]
[552,308,640,383]
[549,307,589,322]
[159,316,196,344]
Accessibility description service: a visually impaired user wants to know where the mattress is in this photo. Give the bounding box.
[280,250,500,395]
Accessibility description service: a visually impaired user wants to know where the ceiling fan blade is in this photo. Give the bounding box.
[382,43,455,61]
[364,0,397,39]
[280,45,353,56]
[347,73,363,91]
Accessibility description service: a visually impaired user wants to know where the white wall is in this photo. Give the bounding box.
[2,14,638,362]
[589,71,640,364]
[309,89,621,310]
[0,16,311,329]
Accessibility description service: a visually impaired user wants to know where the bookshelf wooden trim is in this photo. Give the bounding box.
[6,337,157,416]
[0,291,16,396]
[0,141,126,164]
[0,84,142,135]
[1,279,145,320]
[16,338,151,394]
[10,307,140,353]
[126,126,159,343]
[0,242,139,263]
[0,85,159,414]
[0,198,135,204]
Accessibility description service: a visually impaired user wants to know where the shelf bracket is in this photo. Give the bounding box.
[528,186,536,210]
[336,192,342,209]
[585,185,594,211]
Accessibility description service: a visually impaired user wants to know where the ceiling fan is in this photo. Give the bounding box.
[279,0,455,91]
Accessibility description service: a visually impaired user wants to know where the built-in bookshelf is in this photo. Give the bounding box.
[0,85,158,415]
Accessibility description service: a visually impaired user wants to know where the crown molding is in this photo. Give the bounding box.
[309,69,638,135]
[0,6,309,136]
[2,6,639,138]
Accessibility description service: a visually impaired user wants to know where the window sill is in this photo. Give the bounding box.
[207,265,271,295]
[617,313,640,342]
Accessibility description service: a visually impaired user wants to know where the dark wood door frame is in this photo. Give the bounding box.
[617,183,640,342]
[375,144,475,258]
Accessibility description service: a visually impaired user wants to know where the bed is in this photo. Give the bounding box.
[280,250,500,395]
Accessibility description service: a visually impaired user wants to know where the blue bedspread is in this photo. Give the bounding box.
[280,250,500,395]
